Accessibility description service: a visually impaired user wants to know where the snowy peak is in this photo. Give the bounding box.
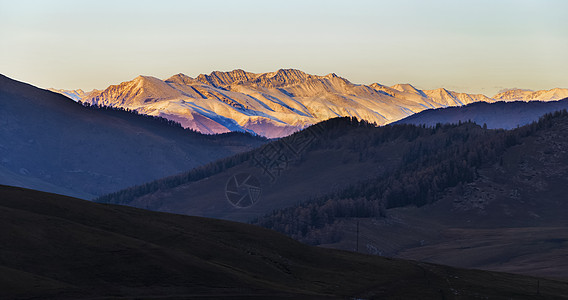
[428,87,452,96]
[253,68,309,88]
[492,89,534,101]
[196,69,257,87]
[193,68,352,90]
[132,75,160,87]
[390,83,426,96]
[424,88,494,107]
[48,88,94,102]
[324,72,339,79]
[369,83,385,88]
[493,88,568,102]
[165,73,195,85]
[369,83,398,97]
[87,75,183,107]
[536,88,568,101]
[423,88,456,105]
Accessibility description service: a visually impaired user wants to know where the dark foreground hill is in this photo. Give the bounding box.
[2,185,568,299]
[0,74,265,199]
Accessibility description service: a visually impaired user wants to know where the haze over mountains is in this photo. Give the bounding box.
[50,69,568,138]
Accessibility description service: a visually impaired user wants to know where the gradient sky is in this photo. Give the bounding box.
[1,0,567,96]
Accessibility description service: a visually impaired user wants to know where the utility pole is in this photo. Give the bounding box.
[356,220,359,252]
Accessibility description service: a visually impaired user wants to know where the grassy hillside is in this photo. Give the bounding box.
[93,109,568,280]
[2,185,568,299]
[96,117,493,221]
[254,111,567,233]
[0,74,265,198]
[256,110,568,279]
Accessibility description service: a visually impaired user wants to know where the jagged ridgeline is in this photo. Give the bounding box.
[62,69,568,139]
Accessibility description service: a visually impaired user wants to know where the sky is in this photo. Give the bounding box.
[1,0,567,96]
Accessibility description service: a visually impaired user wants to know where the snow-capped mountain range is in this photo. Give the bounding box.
[492,88,568,102]
[50,69,568,138]
[47,88,97,102]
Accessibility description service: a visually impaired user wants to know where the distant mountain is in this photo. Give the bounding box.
[396,98,568,129]
[0,74,265,198]
[47,88,97,102]
[493,88,568,102]
[424,88,495,106]
[55,69,564,138]
[3,185,567,299]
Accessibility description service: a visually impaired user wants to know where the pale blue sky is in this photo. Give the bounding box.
[1,0,567,96]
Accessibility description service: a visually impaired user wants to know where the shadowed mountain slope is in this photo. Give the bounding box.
[396,98,568,129]
[98,103,563,223]
[2,185,567,299]
[95,118,411,221]
[0,74,265,199]
[254,110,568,279]
[97,109,568,280]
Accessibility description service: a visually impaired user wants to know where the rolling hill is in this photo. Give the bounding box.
[97,103,568,223]
[2,185,567,299]
[97,108,568,279]
[0,74,265,199]
[255,110,568,279]
[95,118,410,222]
[396,98,568,129]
